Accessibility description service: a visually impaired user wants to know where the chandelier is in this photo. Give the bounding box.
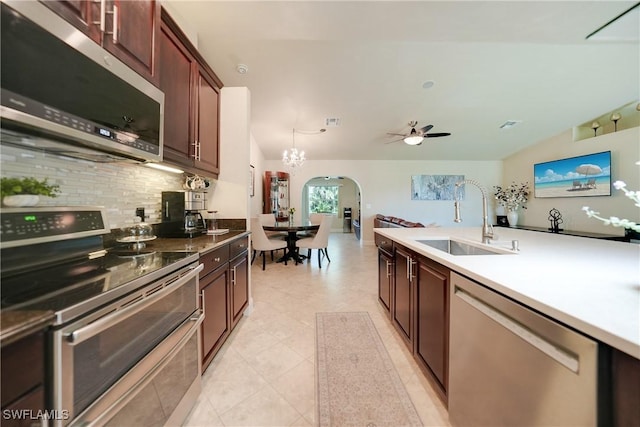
[282,129,306,171]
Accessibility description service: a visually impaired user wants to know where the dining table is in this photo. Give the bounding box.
[262,221,320,264]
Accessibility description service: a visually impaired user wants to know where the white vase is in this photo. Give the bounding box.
[507,210,519,228]
[2,195,39,207]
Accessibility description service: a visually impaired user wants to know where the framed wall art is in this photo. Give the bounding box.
[411,174,464,200]
[534,151,611,198]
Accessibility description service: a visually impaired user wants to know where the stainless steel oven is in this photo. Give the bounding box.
[0,207,203,427]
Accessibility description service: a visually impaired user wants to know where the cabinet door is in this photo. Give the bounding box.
[159,19,195,167]
[200,267,229,371]
[194,69,220,175]
[104,0,159,85]
[40,0,101,43]
[230,253,249,327]
[415,259,449,394]
[378,249,393,313]
[393,246,414,347]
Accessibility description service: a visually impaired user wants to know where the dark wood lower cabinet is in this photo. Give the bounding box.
[200,265,230,371]
[611,348,640,426]
[383,240,450,403]
[378,249,393,313]
[392,245,414,349]
[1,330,46,427]
[200,235,250,372]
[415,257,449,401]
[230,251,249,328]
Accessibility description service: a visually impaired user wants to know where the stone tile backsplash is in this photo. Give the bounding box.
[0,144,186,229]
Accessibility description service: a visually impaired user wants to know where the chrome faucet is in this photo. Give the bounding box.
[454,179,494,244]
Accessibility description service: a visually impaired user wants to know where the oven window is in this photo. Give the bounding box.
[72,280,196,415]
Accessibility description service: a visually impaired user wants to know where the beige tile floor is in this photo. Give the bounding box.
[183,232,450,427]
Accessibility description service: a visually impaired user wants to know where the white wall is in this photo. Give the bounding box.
[263,159,502,244]
[502,127,639,236]
[210,87,251,223]
[249,134,266,218]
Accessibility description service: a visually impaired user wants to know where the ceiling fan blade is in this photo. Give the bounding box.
[386,132,407,137]
[419,124,434,134]
[384,138,404,144]
[425,132,451,138]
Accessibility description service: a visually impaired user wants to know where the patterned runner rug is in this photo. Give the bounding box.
[316,311,423,427]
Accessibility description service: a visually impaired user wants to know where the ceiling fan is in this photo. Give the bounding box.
[386,121,451,145]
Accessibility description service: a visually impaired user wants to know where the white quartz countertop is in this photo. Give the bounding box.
[374,226,640,359]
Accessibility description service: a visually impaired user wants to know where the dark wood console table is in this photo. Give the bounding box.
[496,225,629,242]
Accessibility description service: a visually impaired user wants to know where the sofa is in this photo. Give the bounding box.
[374,214,426,229]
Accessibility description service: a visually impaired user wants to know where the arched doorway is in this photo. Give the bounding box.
[301,176,362,239]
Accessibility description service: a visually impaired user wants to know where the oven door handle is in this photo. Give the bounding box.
[66,263,204,345]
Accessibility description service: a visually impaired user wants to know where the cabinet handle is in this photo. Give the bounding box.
[93,0,106,32]
[385,260,393,278]
[192,141,199,160]
[406,256,410,280]
[112,4,118,43]
[409,259,416,281]
[214,257,221,262]
[200,290,205,313]
[231,266,237,286]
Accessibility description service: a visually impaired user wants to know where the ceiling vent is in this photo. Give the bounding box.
[325,118,341,127]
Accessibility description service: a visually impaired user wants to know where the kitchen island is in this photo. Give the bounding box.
[375,226,639,358]
[375,225,639,426]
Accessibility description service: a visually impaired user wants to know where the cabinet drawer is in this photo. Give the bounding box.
[375,233,393,254]
[200,245,229,277]
[230,236,249,259]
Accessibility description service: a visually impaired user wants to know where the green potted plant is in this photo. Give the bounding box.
[1,177,60,207]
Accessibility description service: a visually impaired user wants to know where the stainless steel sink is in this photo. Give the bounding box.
[416,239,510,256]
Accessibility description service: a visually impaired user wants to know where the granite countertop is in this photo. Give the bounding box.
[0,231,250,345]
[374,226,640,359]
[1,310,55,346]
[145,230,250,254]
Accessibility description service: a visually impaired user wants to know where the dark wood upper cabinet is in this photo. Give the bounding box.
[159,19,195,167]
[159,8,223,178]
[195,70,220,175]
[42,0,159,85]
[40,0,101,42]
[102,0,159,86]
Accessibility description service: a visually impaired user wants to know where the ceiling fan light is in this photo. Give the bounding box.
[404,135,424,145]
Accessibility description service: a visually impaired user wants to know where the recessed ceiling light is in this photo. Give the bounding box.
[236,64,248,74]
[499,120,522,129]
[422,80,435,89]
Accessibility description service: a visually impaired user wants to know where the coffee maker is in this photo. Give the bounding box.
[159,191,207,237]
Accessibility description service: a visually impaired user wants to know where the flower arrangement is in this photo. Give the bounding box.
[493,181,530,212]
[289,207,296,215]
[582,166,640,232]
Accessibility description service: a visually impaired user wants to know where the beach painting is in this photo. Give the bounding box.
[534,151,611,198]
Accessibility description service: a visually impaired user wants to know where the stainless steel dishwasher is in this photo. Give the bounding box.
[449,272,599,427]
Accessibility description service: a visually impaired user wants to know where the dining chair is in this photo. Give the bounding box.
[309,213,324,225]
[295,215,332,268]
[250,218,287,270]
[299,212,324,238]
[259,213,285,238]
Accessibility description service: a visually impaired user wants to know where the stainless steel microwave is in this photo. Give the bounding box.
[0,1,164,163]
